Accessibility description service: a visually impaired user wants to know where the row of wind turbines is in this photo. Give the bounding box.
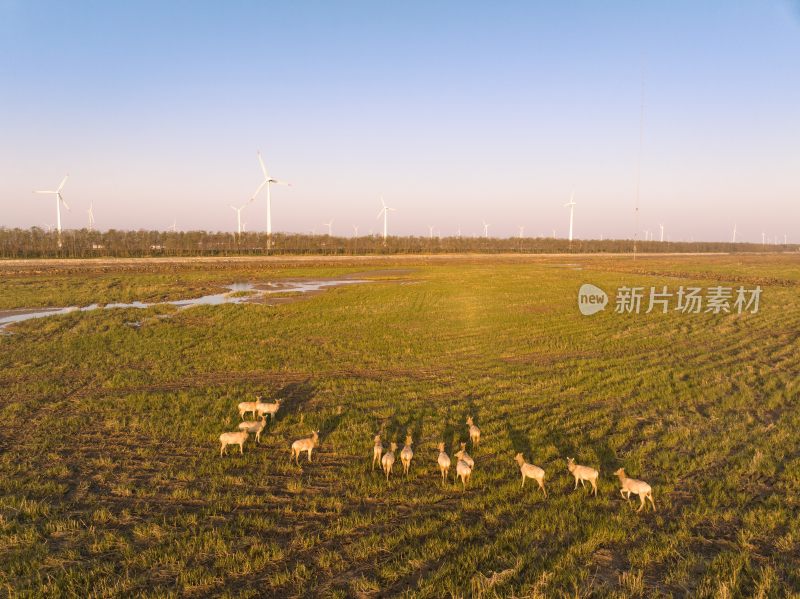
[34,153,789,247]
[34,152,403,246]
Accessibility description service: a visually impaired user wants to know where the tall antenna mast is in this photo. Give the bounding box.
[633,67,645,260]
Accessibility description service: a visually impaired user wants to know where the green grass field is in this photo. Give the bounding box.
[1,254,798,598]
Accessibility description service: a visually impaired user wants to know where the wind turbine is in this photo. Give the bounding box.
[322,220,334,236]
[231,202,252,235]
[482,221,490,238]
[518,225,524,238]
[732,224,737,243]
[256,151,291,244]
[87,202,95,231]
[564,192,576,243]
[428,225,434,240]
[456,225,462,238]
[352,225,359,237]
[168,219,177,233]
[659,224,664,242]
[762,231,766,245]
[34,174,70,245]
[376,196,395,243]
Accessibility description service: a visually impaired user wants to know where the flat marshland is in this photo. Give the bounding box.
[0,254,798,597]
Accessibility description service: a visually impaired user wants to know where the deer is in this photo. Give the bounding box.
[381,442,398,481]
[238,416,267,444]
[466,416,481,447]
[400,433,414,476]
[290,430,320,465]
[437,442,451,483]
[567,457,599,496]
[515,453,546,496]
[219,430,249,456]
[372,434,383,471]
[237,397,259,420]
[456,455,472,490]
[256,398,282,422]
[455,442,474,468]
[614,468,655,512]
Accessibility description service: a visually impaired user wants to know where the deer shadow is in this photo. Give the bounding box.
[541,422,577,462]
[318,409,345,443]
[272,380,316,422]
[505,421,534,459]
[440,407,460,455]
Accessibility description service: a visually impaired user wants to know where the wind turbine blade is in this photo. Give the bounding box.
[376,208,385,219]
[59,195,70,211]
[250,180,267,200]
[271,179,291,186]
[34,190,56,194]
[57,175,69,192]
[257,151,269,179]
[230,205,238,211]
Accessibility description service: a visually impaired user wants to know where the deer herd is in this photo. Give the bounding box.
[220,402,656,513]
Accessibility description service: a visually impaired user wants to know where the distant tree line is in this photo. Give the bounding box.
[0,227,795,259]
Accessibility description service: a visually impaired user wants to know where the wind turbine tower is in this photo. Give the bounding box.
[87,202,95,231]
[230,197,255,237]
[564,192,576,244]
[34,174,70,247]
[256,151,291,247]
[376,196,396,243]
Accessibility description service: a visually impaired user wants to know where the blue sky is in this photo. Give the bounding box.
[1,1,798,241]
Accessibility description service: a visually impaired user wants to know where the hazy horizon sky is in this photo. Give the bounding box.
[1,1,798,242]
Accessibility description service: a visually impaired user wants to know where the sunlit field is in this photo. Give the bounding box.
[1,254,798,598]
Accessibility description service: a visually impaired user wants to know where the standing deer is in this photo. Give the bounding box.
[614,468,655,512]
[290,430,320,465]
[466,416,481,447]
[381,442,398,481]
[372,434,383,471]
[400,433,414,476]
[567,457,599,496]
[437,442,451,482]
[515,453,546,496]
